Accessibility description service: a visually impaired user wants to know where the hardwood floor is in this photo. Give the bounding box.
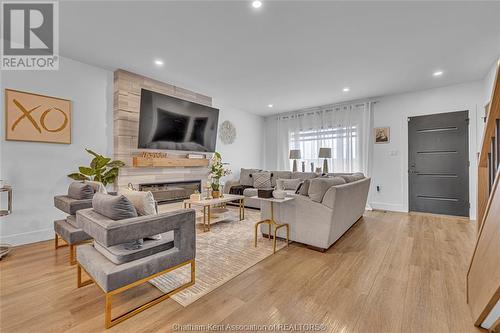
[0,210,484,333]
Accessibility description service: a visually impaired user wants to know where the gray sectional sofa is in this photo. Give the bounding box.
[224,168,371,251]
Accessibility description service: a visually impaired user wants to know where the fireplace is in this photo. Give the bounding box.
[139,180,202,204]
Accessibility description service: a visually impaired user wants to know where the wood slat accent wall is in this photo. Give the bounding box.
[468,59,500,328]
[113,69,212,188]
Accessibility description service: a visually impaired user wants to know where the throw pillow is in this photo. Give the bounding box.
[299,179,311,196]
[119,188,157,216]
[85,180,108,194]
[68,182,94,200]
[92,193,138,220]
[278,178,302,191]
[308,177,346,202]
[240,168,260,186]
[270,171,292,187]
[340,172,365,183]
[252,171,272,189]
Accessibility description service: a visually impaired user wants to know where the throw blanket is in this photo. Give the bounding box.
[229,185,253,196]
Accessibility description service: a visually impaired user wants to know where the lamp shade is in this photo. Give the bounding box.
[289,149,301,159]
[318,148,331,158]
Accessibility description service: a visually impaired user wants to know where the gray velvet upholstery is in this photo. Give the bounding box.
[92,193,138,220]
[54,195,93,215]
[277,178,302,191]
[68,182,94,200]
[299,179,311,196]
[308,177,346,202]
[240,168,260,186]
[66,214,79,228]
[76,208,196,292]
[54,219,92,244]
[77,209,196,247]
[93,231,174,264]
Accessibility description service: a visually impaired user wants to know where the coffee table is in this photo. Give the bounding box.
[251,196,294,253]
[183,194,245,231]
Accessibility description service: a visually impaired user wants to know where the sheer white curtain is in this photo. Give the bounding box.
[275,102,373,176]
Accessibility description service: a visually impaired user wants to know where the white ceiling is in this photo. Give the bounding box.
[59,1,500,115]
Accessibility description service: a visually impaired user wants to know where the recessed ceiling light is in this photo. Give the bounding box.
[343,87,350,92]
[433,70,443,77]
[252,1,262,9]
[154,59,164,66]
[268,104,273,108]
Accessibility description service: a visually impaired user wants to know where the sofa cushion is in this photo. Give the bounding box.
[270,171,292,187]
[92,193,138,220]
[308,177,346,202]
[277,178,302,191]
[68,182,94,200]
[340,172,365,183]
[93,231,174,264]
[85,180,108,194]
[54,219,91,244]
[252,171,272,189]
[119,188,157,216]
[54,195,93,215]
[240,168,260,186]
[243,188,258,197]
[291,172,318,180]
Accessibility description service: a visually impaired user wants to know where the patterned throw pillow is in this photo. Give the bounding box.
[252,172,272,189]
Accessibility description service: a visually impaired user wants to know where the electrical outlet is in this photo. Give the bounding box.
[376,185,381,192]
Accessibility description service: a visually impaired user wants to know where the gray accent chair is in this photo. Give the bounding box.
[75,208,196,329]
[53,195,93,265]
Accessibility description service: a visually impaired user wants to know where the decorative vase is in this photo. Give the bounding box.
[301,161,305,172]
[212,190,220,198]
[273,189,286,199]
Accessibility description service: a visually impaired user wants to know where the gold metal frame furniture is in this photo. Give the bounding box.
[253,196,293,253]
[183,194,245,231]
[54,233,91,265]
[77,259,195,328]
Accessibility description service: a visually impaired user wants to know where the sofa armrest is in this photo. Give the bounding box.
[223,180,241,194]
[54,195,93,215]
[77,208,196,248]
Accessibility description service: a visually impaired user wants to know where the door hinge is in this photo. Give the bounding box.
[407,117,411,122]
[466,118,470,124]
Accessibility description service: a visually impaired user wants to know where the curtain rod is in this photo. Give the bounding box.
[274,99,379,118]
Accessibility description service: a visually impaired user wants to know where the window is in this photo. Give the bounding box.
[289,125,359,173]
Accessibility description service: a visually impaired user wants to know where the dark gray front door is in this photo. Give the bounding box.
[408,111,469,217]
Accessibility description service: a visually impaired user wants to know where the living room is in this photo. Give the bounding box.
[1,1,500,332]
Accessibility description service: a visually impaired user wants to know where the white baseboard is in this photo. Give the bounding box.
[370,202,408,213]
[0,228,54,246]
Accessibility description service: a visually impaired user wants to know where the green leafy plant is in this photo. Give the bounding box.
[209,152,231,192]
[67,149,125,186]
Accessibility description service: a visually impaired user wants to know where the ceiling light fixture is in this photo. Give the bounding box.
[433,70,443,77]
[154,59,164,66]
[343,87,350,92]
[268,104,273,108]
[252,1,262,9]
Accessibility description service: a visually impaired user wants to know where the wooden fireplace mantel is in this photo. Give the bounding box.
[132,156,209,168]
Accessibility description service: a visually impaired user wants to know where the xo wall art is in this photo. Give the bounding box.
[5,89,71,144]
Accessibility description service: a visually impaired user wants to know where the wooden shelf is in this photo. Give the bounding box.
[132,156,209,168]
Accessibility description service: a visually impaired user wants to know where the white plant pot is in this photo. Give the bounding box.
[273,189,286,199]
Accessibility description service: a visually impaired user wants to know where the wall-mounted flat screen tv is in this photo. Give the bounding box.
[138,89,219,152]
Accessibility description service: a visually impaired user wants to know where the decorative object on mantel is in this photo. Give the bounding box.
[68,149,125,186]
[318,148,332,174]
[209,152,231,199]
[375,127,390,144]
[5,89,72,144]
[187,153,206,159]
[289,149,301,172]
[0,183,13,259]
[310,162,314,172]
[218,120,237,144]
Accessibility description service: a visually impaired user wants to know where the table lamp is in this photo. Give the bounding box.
[289,149,301,172]
[318,148,331,174]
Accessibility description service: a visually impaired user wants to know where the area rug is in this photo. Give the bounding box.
[149,207,287,307]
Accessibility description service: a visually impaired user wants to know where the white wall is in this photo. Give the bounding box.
[371,81,484,219]
[0,57,114,245]
[213,101,265,181]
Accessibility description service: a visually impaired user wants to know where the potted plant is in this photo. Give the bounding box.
[67,148,125,187]
[209,152,231,198]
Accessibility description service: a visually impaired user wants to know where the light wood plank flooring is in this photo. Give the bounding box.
[0,210,483,333]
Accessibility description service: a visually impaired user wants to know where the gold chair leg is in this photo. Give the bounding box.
[54,233,68,249]
[70,245,77,265]
[273,226,278,253]
[104,259,195,329]
[77,264,94,288]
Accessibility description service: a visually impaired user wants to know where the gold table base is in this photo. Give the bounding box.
[184,198,245,232]
[254,200,289,253]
